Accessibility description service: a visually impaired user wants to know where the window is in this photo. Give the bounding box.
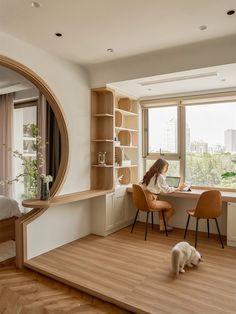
[144,104,181,177]
[14,103,37,201]
[148,106,178,154]
[186,102,236,188]
[143,94,236,190]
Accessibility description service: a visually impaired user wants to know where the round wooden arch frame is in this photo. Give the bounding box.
[0,55,69,196]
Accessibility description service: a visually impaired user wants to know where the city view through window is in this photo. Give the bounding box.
[148,103,236,188]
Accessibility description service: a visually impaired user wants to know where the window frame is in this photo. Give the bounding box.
[142,92,236,192]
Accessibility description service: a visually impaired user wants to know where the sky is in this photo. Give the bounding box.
[186,102,236,146]
[149,102,236,150]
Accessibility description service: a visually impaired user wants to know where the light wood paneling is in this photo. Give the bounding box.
[0,266,128,313]
[25,224,236,314]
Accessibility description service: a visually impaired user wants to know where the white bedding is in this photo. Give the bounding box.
[0,196,21,220]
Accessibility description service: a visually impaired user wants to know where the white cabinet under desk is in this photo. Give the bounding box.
[227,202,236,247]
[91,186,135,236]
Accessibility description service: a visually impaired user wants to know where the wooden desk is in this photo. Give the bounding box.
[22,189,113,209]
[126,187,236,203]
[127,186,236,247]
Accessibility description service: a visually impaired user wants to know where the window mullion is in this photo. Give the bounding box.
[179,104,186,181]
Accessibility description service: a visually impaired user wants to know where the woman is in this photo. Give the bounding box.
[142,158,183,232]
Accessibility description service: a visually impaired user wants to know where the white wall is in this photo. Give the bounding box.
[27,201,91,259]
[88,34,236,87]
[0,31,92,259]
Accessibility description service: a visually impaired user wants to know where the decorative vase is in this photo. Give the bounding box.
[40,181,50,200]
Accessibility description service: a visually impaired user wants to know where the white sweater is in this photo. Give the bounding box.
[143,174,175,194]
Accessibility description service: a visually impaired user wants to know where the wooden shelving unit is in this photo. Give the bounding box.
[91,91,139,189]
[114,97,139,186]
[91,88,114,190]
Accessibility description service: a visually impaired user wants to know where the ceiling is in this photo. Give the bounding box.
[0,0,236,65]
[0,65,34,95]
[107,63,236,99]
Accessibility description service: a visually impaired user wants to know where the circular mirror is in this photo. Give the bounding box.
[0,55,69,206]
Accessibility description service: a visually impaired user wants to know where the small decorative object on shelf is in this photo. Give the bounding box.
[40,174,53,200]
[114,137,120,147]
[98,152,106,166]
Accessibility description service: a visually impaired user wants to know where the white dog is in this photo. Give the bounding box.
[171,241,202,275]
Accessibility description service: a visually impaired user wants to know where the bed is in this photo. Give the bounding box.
[0,196,21,243]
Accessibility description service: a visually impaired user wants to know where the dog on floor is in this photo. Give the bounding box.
[171,241,202,275]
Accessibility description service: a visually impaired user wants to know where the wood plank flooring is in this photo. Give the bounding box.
[0,265,128,313]
[26,223,236,314]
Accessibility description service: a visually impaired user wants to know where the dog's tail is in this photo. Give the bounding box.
[171,249,180,275]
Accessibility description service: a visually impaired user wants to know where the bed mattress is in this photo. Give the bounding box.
[0,196,21,220]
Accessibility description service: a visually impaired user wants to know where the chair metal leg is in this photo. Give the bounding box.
[145,212,149,241]
[207,219,210,238]
[195,218,199,248]
[184,215,190,239]
[151,212,154,229]
[161,210,168,237]
[215,218,224,248]
[131,209,139,233]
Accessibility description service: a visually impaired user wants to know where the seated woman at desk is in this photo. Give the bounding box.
[142,158,184,232]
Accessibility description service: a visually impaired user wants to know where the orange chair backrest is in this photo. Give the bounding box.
[194,190,222,218]
[132,184,150,212]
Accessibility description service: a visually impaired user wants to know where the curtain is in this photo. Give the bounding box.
[0,93,14,197]
[37,94,61,191]
[46,102,61,187]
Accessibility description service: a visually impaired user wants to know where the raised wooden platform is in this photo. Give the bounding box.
[25,224,236,314]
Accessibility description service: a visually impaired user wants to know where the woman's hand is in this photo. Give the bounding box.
[176,182,185,191]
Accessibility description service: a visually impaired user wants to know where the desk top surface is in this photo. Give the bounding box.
[22,189,113,208]
[126,187,236,203]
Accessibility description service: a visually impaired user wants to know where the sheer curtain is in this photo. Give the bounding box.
[0,93,14,197]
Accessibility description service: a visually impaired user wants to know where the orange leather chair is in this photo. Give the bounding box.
[131,184,168,240]
[184,190,224,248]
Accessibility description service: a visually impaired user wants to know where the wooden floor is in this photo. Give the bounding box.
[0,265,128,313]
[26,223,236,314]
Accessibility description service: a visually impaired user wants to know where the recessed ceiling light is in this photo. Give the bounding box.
[55,33,62,37]
[107,48,114,53]
[227,10,235,15]
[31,1,41,8]
[199,25,207,31]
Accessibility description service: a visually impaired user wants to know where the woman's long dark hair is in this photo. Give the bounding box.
[142,158,169,186]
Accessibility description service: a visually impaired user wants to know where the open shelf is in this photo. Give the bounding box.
[92,139,113,142]
[115,108,138,116]
[115,127,138,132]
[91,88,114,189]
[117,97,138,114]
[115,165,137,169]
[115,145,138,148]
[92,165,113,168]
[92,114,113,117]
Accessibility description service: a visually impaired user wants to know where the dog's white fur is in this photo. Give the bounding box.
[171,241,202,275]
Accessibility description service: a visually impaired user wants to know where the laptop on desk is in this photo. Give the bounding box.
[166,176,192,191]
[166,176,181,188]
